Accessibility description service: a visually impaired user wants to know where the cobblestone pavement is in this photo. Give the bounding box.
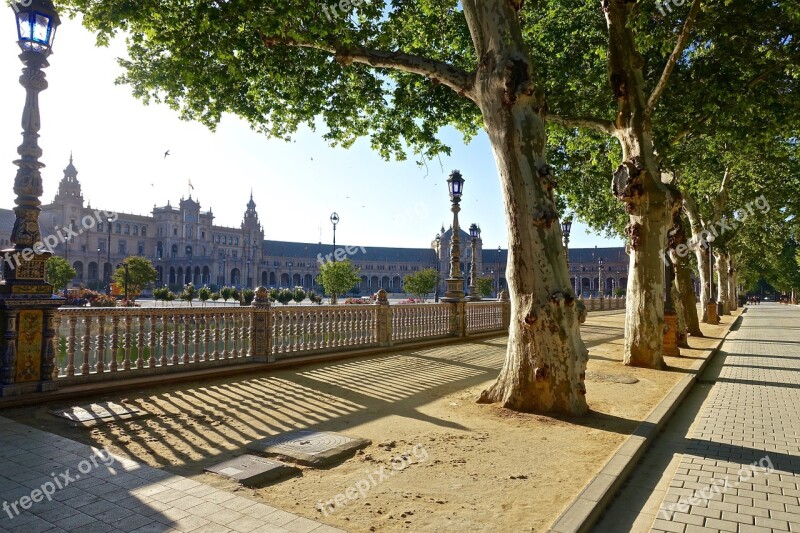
[0,417,344,532]
[595,304,800,533]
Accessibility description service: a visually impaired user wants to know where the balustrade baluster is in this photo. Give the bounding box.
[148,315,157,368]
[211,314,220,360]
[66,316,77,377]
[233,312,241,358]
[182,315,191,364]
[51,314,62,378]
[136,315,146,369]
[160,315,169,366]
[204,313,211,361]
[123,315,133,371]
[95,315,106,373]
[193,314,201,363]
[223,313,231,359]
[81,316,90,374]
[172,315,181,365]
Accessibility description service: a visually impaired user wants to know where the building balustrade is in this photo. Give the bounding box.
[31,293,625,391]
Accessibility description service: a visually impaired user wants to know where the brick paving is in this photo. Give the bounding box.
[595,304,800,533]
[0,416,344,532]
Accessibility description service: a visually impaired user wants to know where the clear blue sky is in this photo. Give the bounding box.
[0,15,623,250]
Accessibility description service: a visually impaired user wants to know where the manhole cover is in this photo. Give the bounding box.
[246,430,371,466]
[205,455,298,487]
[51,402,146,426]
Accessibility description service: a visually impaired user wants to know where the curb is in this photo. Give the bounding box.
[548,309,745,533]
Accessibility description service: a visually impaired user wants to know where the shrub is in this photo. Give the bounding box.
[292,287,306,304]
[241,288,255,305]
[210,292,220,302]
[198,285,212,305]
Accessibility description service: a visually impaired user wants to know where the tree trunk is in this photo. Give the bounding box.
[604,0,669,368]
[715,250,730,315]
[467,0,588,414]
[683,193,711,322]
[728,257,737,311]
[669,214,702,337]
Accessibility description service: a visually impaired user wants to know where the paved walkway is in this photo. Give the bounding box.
[595,303,800,533]
[0,416,344,532]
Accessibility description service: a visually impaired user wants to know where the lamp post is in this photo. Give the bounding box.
[496,245,501,297]
[561,217,572,265]
[106,217,112,294]
[222,256,227,286]
[468,223,480,301]
[0,0,62,395]
[598,256,604,309]
[434,233,441,303]
[96,247,101,290]
[442,170,465,301]
[330,212,339,261]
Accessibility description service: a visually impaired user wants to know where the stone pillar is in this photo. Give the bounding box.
[375,289,392,346]
[450,300,467,337]
[250,287,273,362]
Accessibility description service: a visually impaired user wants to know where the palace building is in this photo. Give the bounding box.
[0,157,631,296]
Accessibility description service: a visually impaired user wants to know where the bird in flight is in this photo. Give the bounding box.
[164,150,170,159]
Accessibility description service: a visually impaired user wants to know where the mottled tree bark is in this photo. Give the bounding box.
[468,0,588,414]
[684,193,712,322]
[715,250,731,315]
[604,0,671,368]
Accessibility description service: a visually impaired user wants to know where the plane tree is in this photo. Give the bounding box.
[528,0,799,366]
[61,0,598,414]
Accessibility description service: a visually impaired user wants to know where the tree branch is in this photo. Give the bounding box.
[258,34,476,99]
[646,0,702,116]
[547,114,616,136]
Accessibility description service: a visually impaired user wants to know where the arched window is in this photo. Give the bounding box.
[141,226,147,237]
[171,244,178,258]
[133,225,138,236]
[124,224,130,234]
[235,237,239,245]
[115,223,121,234]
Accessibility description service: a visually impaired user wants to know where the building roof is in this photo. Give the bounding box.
[482,246,627,265]
[262,240,436,263]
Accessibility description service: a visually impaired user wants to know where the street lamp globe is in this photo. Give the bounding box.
[15,0,60,55]
[330,212,339,227]
[561,219,572,237]
[447,170,465,200]
[469,223,479,239]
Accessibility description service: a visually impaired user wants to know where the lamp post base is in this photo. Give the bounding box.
[663,311,681,357]
[441,278,464,302]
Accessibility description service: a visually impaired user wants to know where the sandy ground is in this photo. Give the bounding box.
[3,308,741,532]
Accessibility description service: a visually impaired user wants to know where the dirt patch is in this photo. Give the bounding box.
[1,309,739,532]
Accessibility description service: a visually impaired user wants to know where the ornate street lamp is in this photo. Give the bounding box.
[434,233,441,303]
[0,0,62,395]
[442,170,465,301]
[330,212,339,262]
[598,256,604,308]
[106,217,112,294]
[468,223,480,301]
[561,217,572,266]
[496,245,502,296]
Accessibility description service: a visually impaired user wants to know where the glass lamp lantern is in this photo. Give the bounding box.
[447,170,464,200]
[469,223,479,239]
[561,219,572,237]
[15,0,60,55]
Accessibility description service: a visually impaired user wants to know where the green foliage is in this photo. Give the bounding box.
[269,288,280,301]
[231,287,241,302]
[180,283,197,306]
[292,287,306,304]
[476,276,494,298]
[220,286,233,303]
[241,288,255,305]
[402,268,439,301]
[307,291,322,305]
[45,256,76,293]
[112,257,157,302]
[276,289,294,305]
[198,285,212,305]
[165,291,176,304]
[210,292,220,302]
[317,259,361,302]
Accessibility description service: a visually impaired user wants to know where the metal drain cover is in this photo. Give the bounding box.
[246,430,371,466]
[205,455,298,486]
